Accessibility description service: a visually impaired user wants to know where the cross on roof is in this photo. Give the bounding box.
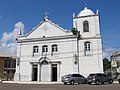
[44,11,49,20]
[44,11,49,17]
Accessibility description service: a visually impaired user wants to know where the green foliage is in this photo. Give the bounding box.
[71,28,81,39]
[71,28,80,35]
[103,58,111,71]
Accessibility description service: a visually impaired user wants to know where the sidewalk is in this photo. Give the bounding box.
[2,81,119,84]
[2,81,63,84]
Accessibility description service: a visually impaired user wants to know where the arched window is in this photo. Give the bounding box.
[85,42,90,51]
[42,45,48,53]
[52,44,58,52]
[83,20,89,32]
[33,46,39,56]
[33,46,38,53]
[51,44,58,56]
[84,41,92,56]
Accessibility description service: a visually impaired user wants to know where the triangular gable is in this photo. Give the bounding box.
[26,19,72,38]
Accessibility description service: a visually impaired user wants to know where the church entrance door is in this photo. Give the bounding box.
[32,65,38,81]
[51,64,57,81]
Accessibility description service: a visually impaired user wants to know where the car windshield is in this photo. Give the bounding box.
[65,74,70,77]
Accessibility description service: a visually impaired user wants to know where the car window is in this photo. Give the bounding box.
[97,74,102,77]
[76,74,80,77]
[102,74,108,77]
[72,74,82,77]
[78,74,84,77]
[72,74,78,77]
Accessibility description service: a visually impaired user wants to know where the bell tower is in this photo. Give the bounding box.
[73,7,101,38]
[72,7,103,75]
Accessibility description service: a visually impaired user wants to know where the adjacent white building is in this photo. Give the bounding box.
[14,7,103,82]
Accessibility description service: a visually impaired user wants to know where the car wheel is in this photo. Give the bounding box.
[84,80,88,84]
[64,82,67,85]
[88,82,91,85]
[101,82,104,84]
[70,80,75,85]
[109,79,113,84]
[119,81,120,84]
[95,80,100,85]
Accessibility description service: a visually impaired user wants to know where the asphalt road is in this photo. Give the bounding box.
[0,83,120,90]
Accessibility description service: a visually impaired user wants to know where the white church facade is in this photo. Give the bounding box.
[14,7,103,82]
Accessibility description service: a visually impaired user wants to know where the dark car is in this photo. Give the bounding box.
[87,73,113,85]
[61,74,87,85]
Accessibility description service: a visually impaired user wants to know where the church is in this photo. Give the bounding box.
[14,7,103,82]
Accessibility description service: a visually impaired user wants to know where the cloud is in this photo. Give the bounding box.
[102,47,118,60]
[0,21,25,56]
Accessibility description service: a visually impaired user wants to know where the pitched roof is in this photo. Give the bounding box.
[26,17,71,37]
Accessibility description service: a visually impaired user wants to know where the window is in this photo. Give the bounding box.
[72,74,82,77]
[83,20,89,32]
[52,44,58,52]
[51,44,58,56]
[12,60,16,68]
[72,74,78,77]
[33,46,38,53]
[4,60,9,68]
[33,46,39,56]
[4,59,16,68]
[102,74,108,77]
[85,42,90,51]
[42,45,48,53]
[97,74,102,77]
[84,41,92,56]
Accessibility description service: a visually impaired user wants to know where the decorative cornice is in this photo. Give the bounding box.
[73,14,99,19]
[81,36,101,40]
[17,35,77,43]
[17,35,101,43]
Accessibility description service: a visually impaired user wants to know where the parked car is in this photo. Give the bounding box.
[87,73,113,85]
[61,74,87,85]
[118,75,120,84]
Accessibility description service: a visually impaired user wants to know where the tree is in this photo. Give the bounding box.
[71,28,81,39]
[103,58,111,71]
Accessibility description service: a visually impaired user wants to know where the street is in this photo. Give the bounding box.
[0,83,120,90]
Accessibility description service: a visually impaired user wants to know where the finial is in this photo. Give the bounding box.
[19,28,22,35]
[84,3,88,10]
[84,7,88,10]
[83,3,89,10]
[44,11,49,20]
[96,9,99,14]
[72,13,75,18]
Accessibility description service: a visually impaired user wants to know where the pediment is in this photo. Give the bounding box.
[38,55,50,65]
[26,20,72,38]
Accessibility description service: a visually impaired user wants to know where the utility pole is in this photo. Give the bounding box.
[72,21,81,74]
[77,34,80,74]
[75,21,80,74]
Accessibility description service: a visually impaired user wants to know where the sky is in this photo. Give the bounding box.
[0,0,120,59]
